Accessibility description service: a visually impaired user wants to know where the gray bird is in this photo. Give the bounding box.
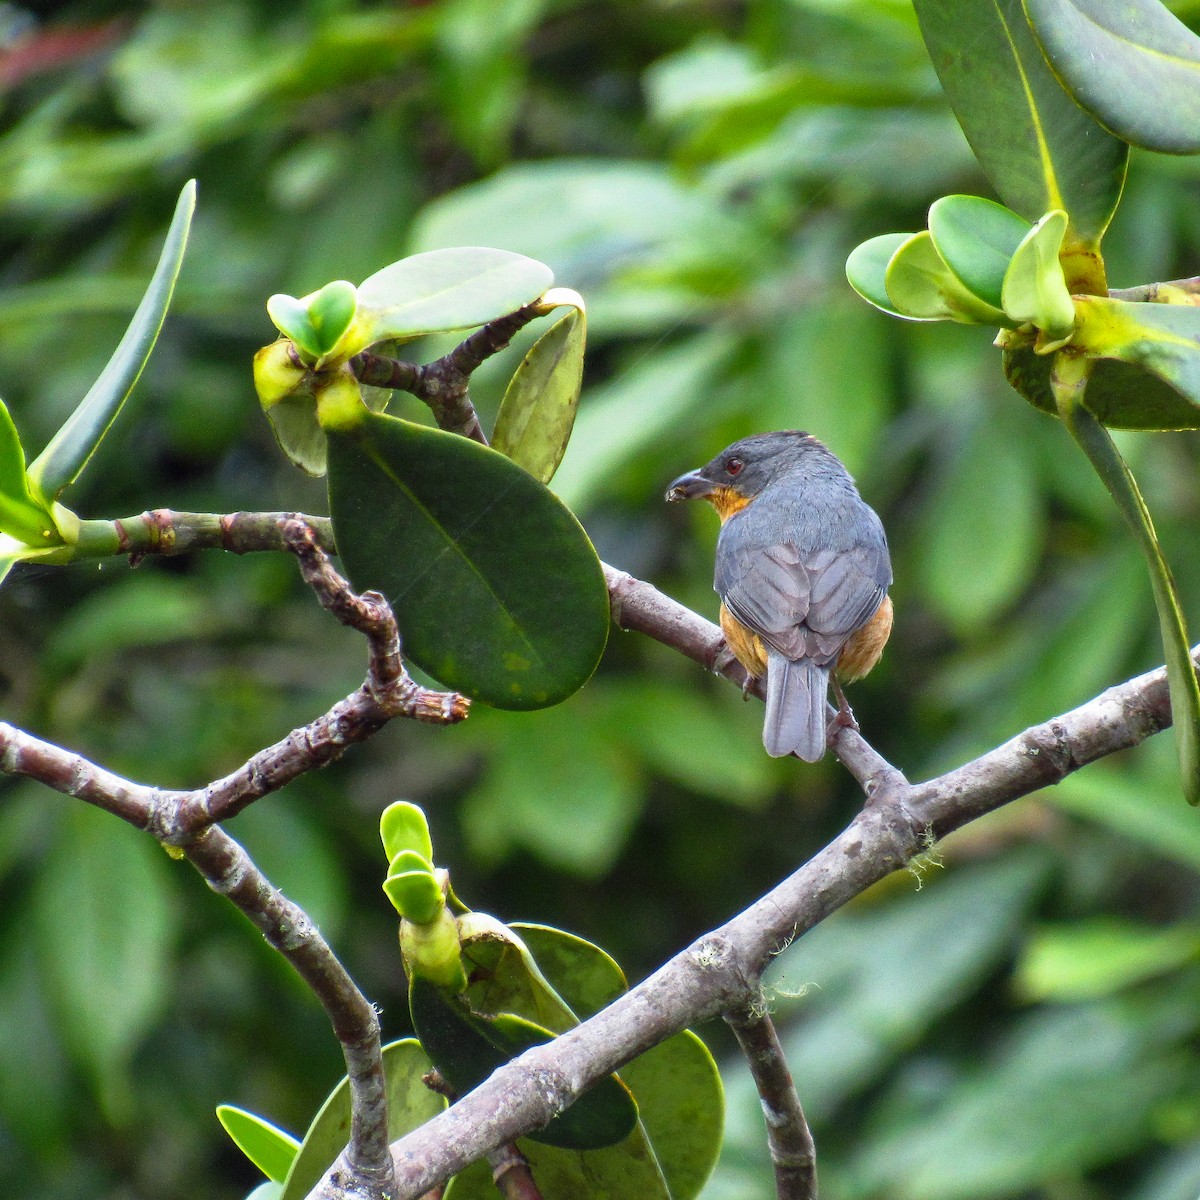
[666,431,893,760]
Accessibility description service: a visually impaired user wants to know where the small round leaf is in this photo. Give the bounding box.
[845,233,912,317]
[886,231,1006,324]
[380,800,434,864]
[928,195,1031,310]
[384,871,443,924]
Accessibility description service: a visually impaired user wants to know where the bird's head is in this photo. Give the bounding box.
[665,430,825,520]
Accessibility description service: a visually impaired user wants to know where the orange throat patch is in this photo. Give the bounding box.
[706,486,753,523]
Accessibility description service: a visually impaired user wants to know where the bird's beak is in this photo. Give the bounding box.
[665,469,716,503]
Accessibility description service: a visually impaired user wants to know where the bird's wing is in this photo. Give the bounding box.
[718,541,887,664]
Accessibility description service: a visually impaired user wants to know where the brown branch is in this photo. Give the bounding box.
[726,1006,817,1200]
[1108,276,1200,302]
[299,647,1190,1200]
[351,304,542,442]
[186,825,398,1197]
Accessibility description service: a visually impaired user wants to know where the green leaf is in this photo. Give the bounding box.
[326,413,609,710]
[492,306,586,484]
[444,1127,672,1200]
[1015,919,1200,1002]
[0,397,57,545]
[387,849,434,877]
[1004,342,1200,430]
[216,1106,301,1183]
[844,233,914,317]
[27,180,195,503]
[265,281,358,362]
[1052,363,1200,805]
[350,247,553,348]
[617,1032,724,1200]
[885,231,1006,324]
[409,976,639,1150]
[913,0,1126,265]
[1068,295,1200,425]
[508,923,627,1020]
[1024,0,1200,154]
[380,800,434,864]
[279,1039,445,1200]
[927,195,1031,310]
[384,871,443,924]
[1000,209,1075,338]
[246,1186,285,1200]
[33,804,178,1121]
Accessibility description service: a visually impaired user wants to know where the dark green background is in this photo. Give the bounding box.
[1,2,1199,1198]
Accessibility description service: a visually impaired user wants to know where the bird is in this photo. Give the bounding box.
[666,430,892,761]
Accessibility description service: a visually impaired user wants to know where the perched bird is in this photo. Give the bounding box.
[666,431,892,761]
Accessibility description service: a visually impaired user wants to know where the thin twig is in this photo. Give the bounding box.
[186,825,398,1198]
[726,1005,817,1200]
[351,304,542,441]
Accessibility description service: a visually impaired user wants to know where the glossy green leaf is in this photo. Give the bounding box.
[928,195,1031,310]
[384,871,443,924]
[913,0,1126,258]
[444,1126,672,1200]
[1000,210,1075,338]
[1024,0,1200,154]
[279,1039,444,1200]
[0,397,56,545]
[844,233,913,317]
[1052,365,1200,805]
[509,923,627,1019]
[1003,343,1200,430]
[33,804,177,1120]
[265,280,358,362]
[245,1184,284,1200]
[1015,919,1200,1002]
[351,247,553,347]
[27,180,195,503]
[885,232,1006,324]
[457,914,579,1034]
[380,800,434,864]
[1069,295,1200,423]
[618,1032,723,1200]
[216,1106,300,1183]
[501,923,723,1199]
[409,976,638,1150]
[492,306,586,484]
[326,413,609,709]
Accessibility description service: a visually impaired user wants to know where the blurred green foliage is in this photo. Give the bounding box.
[0,1,1199,1198]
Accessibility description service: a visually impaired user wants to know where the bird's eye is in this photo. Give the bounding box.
[726,457,744,477]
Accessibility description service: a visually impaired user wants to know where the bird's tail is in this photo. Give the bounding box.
[763,651,830,761]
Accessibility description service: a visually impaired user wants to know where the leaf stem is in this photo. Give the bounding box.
[1052,353,1200,804]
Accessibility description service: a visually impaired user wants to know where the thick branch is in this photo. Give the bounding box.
[726,1006,817,1200]
[341,650,1189,1200]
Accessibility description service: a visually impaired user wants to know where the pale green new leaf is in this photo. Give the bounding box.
[1000,210,1075,338]
[216,1106,300,1183]
[27,180,195,503]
